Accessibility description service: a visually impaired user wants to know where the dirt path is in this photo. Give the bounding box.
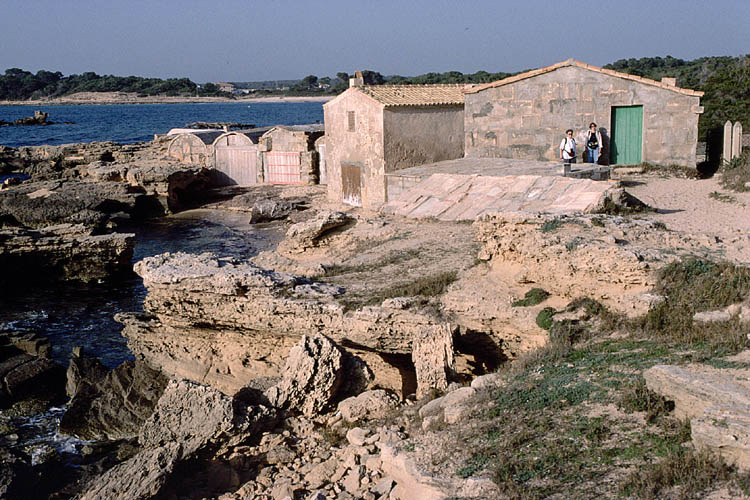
[617,172,750,263]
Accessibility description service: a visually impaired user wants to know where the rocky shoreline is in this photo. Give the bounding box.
[2,131,750,498]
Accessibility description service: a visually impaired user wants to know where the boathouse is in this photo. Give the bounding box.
[166,130,223,167]
[463,59,704,167]
[258,124,324,185]
[211,128,270,185]
[323,80,465,207]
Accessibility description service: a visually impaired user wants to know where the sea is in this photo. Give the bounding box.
[0,101,324,148]
[0,101,319,463]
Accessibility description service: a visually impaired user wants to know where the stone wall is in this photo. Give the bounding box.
[464,66,702,167]
[259,128,323,185]
[383,106,464,174]
[324,90,385,207]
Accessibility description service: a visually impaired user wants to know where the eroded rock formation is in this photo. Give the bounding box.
[0,224,134,289]
[60,356,169,441]
[118,252,456,398]
[79,379,277,500]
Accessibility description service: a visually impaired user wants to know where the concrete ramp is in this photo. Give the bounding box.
[380,173,616,221]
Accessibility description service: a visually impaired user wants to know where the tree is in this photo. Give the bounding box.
[361,70,385,85]
[300,74,318,88]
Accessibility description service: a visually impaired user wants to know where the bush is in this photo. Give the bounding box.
[512,288,550,307]
[536,307,556,330]
[719,151,750,192]
[637,259,750,350]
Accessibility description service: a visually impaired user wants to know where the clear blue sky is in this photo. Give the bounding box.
[1,0,748,83]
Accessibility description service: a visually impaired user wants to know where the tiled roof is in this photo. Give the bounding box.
[356,84,465,107]
[463,59,704,97]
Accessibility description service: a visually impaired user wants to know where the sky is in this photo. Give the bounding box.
[1,0,749,83]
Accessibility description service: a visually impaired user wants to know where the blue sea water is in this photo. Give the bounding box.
[0,101,324,148]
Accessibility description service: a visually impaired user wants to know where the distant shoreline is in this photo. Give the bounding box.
[0,92,335,106]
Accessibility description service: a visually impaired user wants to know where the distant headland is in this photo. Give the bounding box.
[0,91,334,106]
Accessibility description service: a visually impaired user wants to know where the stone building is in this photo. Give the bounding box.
[259,125,324,184]
[463,59,704,167]
[324,83,465,207]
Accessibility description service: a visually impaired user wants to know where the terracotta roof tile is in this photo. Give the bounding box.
[356,84,465,107]
[463,59,704,97]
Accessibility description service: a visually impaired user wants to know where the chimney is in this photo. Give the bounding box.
[661,77,677,87]
[349,71,364,88]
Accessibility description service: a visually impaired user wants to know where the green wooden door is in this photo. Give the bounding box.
[610,106,643,165]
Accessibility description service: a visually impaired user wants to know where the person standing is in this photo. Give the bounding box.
[585,122,602,164]
[559,129,576,165]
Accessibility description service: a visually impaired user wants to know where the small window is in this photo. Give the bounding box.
[347,111,356,132]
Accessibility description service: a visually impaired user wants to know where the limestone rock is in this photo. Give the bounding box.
[250,198,307,223]
[87,162,129,182]
[124,251,456,398]
[125,160,211,212]
[271,478,295,500]
[419,387,476,419]
[645,362,750,470]
[470,372,503,390]
[141,379,276,452]
[305,458,338,489]
[644,364,750,421]
[265,334,345,416]
[692,404,750,470]
[346,427,369,447]
[81,379,277,499]
[0,179,156,227]
[694,302,750,324]
[79,443,182,500]
[591,187,650,214]
[338,390,399,423]
[60,358,169,441]
[412,326,455,399]
[280,210,352,254]
[0,224,134,290]
[0,334,63,404]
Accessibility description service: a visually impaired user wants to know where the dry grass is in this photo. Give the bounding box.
[438,257,750,498]
[719,151,750,192]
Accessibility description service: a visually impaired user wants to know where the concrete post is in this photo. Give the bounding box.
[723,121,733,163]
[732,121,743,161]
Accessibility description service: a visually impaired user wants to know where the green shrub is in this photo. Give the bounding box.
[512,288,550,307]
[536,307,556,330]
[539,218,563,233]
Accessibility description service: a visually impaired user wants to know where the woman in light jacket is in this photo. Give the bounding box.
[585,122,603,164]
[559,129,576,164]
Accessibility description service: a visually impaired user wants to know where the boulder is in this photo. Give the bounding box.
[80,379,277,500]
[338,390,399,423]
[0,224,135,290]
[140,379,276,452]
[412,326,456,399]
[418,387,476,419]
[60,357,169,441]
[265,334,345,416]
[0,333,64,405]
[250,198,306,223]
[279,210,352,254]
[0,179,159,227]
[645,362,750,470]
